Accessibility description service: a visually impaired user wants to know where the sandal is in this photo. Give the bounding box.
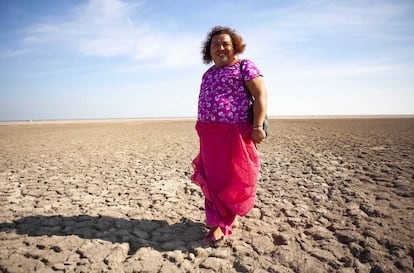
[232,219,240,229]
[203,227,225,247]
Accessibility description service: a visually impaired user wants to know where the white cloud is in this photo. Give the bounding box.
[22,0,199,68]
[0,49,29,58]
[243,0,414,94]
[245,0,413,55]
[281,63,406,80]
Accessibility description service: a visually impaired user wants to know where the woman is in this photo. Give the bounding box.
[192,26,268,245]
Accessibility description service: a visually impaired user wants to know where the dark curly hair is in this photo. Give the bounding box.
[201,26,246,64]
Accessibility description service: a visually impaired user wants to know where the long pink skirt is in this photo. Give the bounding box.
[191,121,260,235]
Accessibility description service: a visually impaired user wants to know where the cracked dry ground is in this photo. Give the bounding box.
[0,118,413,273]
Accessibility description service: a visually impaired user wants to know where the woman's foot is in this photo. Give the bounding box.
[203,227,224,247]
[232,218,239,229]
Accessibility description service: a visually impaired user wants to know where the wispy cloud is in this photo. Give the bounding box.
[0,49,29,58]
[270,0,411,37]
[244,0,414,84]
[21,0,199,68]
[245,0,414,54]
[275,63,412,83]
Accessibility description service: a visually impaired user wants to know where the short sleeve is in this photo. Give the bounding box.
[241,59,262,82]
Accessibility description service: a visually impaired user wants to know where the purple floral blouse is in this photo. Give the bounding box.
[197,59,262,123]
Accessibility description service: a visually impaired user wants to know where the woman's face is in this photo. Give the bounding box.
[210,33,235,67]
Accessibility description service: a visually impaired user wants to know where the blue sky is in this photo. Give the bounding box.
[1,0,413,121]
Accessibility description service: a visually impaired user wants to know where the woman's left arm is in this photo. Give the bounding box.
[245,76,268,144]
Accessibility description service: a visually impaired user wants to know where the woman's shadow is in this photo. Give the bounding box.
[0,215,207,255]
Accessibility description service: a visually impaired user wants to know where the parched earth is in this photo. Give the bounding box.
[0,118,413,273]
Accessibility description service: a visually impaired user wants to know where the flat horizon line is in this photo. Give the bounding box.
[1,114,414,125]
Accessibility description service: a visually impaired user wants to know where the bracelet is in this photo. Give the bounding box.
[253,124,262,128]
[253,127,263,130]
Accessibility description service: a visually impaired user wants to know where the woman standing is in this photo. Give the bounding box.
[192,26,268,245]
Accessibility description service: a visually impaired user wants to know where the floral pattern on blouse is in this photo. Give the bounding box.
[197,59,262,123]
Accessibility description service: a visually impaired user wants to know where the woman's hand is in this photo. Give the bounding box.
[251,127,266,145]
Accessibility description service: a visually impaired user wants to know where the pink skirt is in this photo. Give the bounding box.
[192,121,260,235]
